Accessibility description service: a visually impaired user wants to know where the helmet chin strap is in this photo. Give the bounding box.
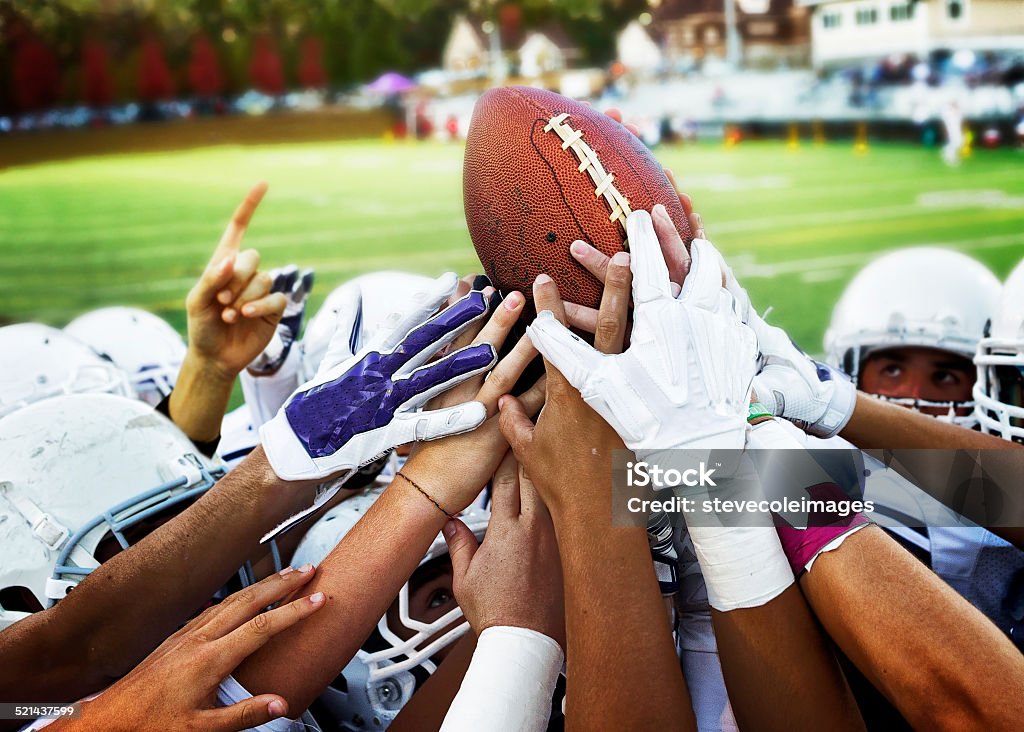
[1,483,71,552]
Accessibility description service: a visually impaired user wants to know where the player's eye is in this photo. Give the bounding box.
[933,370,961,386]
[880,364,903,378]
[428,588,453,609]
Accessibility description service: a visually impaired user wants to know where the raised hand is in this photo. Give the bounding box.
[50,567,325,732]
[184,182,289,380]
[262,273,497,481]
[399,288,547,514]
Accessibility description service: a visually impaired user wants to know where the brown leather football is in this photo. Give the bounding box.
[463,86,691,310]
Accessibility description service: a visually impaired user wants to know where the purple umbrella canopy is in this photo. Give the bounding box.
[365,72,417,94]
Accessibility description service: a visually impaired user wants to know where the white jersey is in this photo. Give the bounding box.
[219,404,259,470]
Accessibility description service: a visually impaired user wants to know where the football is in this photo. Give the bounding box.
[463,86,692,310]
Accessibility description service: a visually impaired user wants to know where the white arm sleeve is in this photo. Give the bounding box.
[217,674,316,732]
[440,626,563,732]
[240,348,302,429]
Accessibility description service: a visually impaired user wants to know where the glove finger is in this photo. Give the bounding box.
[679,239,726,310]
[389,343,496,410]
[526,311,604,393]
[395,400,489,442]
[316,284,364,378]
[295,269,315,301]
[278,264,300,295]
[626,209,673,304]
[373,272,459,353]
[387,290,489,374]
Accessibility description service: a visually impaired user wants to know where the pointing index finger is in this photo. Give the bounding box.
[211,181,268,264]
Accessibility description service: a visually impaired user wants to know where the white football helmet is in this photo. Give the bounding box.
[974,258,1024,442]
[299,271,436,382]
[65,307,187,406]
[824,248,999,426]
[293,485,489,731]
[0,323,134,418]
[0,394,222,630]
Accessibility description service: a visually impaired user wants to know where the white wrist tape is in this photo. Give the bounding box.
[684,419,795,612]
[686,524,794,612]
[440,626,563,732]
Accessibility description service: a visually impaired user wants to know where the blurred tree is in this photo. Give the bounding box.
[138,35,174,100]
[298,36,327,89]
[188,32,224,96]
[82,38,113,106]
[249,33,285,95]
[13,31,61,111]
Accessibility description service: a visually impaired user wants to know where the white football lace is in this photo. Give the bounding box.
[543,113,633,240]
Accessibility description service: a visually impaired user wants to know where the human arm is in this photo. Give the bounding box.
[45,567,325,732]
[798,525,1024,729]
[499,267,694,731]
[438,452,565,732]
[169,182,289,443]
[529,211,862,731]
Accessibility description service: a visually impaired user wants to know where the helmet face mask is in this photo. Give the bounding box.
[825,248,1000,429]
[974,338,1024,442]
[973,259,1024,443]
[293,486,490,731]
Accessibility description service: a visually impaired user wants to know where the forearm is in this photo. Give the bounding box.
[235,475,448,711]
[711,586,863,732]
[554,506,693,731]
[46,448,314,691]
[168,349,236,443]
[841,393,1011,449]
[389,634,477,732]
[801,525,1024,729]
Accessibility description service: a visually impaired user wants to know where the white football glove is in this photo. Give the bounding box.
[720,260,855,439]
[259,273,497,538]
[527,210,758,453]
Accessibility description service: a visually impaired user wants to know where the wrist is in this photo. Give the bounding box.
[400,451,480,514]
[182,347,238,387]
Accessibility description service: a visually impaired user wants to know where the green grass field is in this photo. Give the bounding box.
[2,138,1022,356]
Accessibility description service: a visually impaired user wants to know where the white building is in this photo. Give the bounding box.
[617,20,664,73]
[442,16,489,74]
[801,0,1024,66]
[519,32,566,78]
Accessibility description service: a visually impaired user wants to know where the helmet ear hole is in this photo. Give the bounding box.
[0,586,44,614]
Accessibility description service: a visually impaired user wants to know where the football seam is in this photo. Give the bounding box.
[542,112,634,238]
[528,117,593,248]
[513,88,626,247]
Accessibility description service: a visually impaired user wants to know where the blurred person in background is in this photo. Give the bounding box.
[942,100,965,166]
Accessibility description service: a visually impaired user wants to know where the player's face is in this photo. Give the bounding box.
[859,346,975,416]
[385,555,460,662]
